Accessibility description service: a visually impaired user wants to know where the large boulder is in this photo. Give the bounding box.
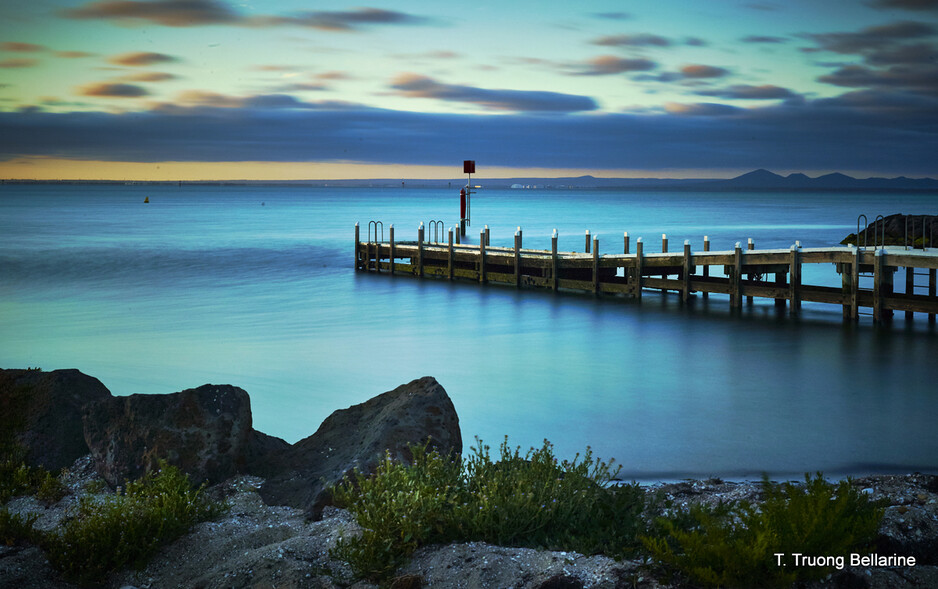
[260,376,461,519]
[0,368,111,470]
[83,384,263,487]
[841,214,937,248]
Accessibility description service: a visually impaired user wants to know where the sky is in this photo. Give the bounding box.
[0,0,936,180]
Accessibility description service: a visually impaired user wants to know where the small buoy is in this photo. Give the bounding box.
[144,197,149,203]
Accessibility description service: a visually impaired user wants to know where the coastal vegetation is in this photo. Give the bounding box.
[0,445,226,587]
[332,440,887,587]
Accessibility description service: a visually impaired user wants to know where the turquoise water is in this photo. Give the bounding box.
[1,183,936,481]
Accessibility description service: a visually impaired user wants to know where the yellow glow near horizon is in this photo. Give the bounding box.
[0,157,746,181]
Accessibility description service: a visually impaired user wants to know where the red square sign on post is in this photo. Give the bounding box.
[463,160,475,174]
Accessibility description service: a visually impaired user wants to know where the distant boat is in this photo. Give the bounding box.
[144,197,149,203]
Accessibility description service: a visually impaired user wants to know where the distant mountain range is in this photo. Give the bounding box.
[3,169,937,191]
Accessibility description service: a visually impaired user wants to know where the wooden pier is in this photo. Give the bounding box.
[355,223,938,323]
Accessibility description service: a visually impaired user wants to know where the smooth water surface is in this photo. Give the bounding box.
[2,184,936,481]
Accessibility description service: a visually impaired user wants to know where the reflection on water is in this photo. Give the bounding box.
[1,184,936,481]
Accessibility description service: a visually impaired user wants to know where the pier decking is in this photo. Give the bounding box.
[355,223,938,323]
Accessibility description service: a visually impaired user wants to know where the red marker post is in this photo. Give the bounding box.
[460,160,475,236]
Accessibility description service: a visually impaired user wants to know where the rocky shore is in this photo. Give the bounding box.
[2,368,937,588]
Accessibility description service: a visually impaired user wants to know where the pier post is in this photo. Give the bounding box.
[480,229,487,284]
[417,223,424,277]
[851,246,861,320]
[732,242,742,309]
[585,230,591,253]
[448,227,454,280]
[515,228,522,288]
[635,238,643,301]
[746,238,754,305]
[906,266,914,321]
[662,234,668,253]
[354,223,360,270]
[551,229,558,291]
[702,236,709,299]
[929,268,936,323]
[873,248,883,322]
[789,244,801,316]
[485,225,490,247]
[592,235,600,295]
[682,240,691,303]
[456,223,461,245]
[623,231,629,255]
[389,225,395,276]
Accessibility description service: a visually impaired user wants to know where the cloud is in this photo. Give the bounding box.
[741,35,788,43]
[680,64,731,79]
[259,8,431,31]
[316,71,352,81]
[0,59,39,68]
[55,51,97,58]
[592,12,632,20]
[163,90,355,110]
[592,34,671,47]
[1,42,46,52]
[108,52,179,66]
[390,73,597,113]
[575,55,658,75]
[804,20,936,55]
[664,102,744,116]
[4,97,934,175]
[696,84,801,100]
[869,0,938,11]
[122,71,177,82]
[61,0,242,27]
[818,64,938,92]
[77,82,150,97]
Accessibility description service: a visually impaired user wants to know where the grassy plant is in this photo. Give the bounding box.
[642,473,886,588]
[331,437,646,582]
[42,460,227,586]
[0,447,66,505]
[0,508,41,546]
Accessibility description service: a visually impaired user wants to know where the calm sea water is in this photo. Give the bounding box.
[2,183,936,481]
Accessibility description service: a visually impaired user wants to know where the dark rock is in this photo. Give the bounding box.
[841,214,937,248]
[0,368,111,470]
[82,384,256,487]
[535,574,585,589]
[260,376,461,519]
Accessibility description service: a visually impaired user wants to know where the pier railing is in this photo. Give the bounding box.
[354,223,938,323]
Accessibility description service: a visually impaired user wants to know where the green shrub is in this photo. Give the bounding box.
[0,508,40,546]
[331,438,646,582]
[0,449,66,505]
[642,473,886,588]
[42,461,227,586]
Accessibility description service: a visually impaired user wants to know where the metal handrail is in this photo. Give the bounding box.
[874,215,885,250]
[857,214,868,248]
[428,219,444,243]
[368,220,384,243]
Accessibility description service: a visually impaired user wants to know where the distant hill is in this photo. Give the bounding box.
[694,169,938,191]
[3,170,936,190]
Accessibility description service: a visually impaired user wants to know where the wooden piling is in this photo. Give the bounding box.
[354,223,360,269]
[873,248,883,322]
[906,266,915,320]
[623,231,629,255]
[480,229,487,284]
[485,225,490,247]
[789,244,801,316]
[703,236,709,299]
[514,229,522,288]
[682,240,691,303]
[746,238,754,304]
[592,235,600,294]
[551,230,559,291]
[585,230,591,254]
[662,234,668,254]
[390,225,395,275]
[930,268,936,323]
[851,246,861,320]
[417,224,424,277]
[732,242,742,309]
[447,227,454,280]
[635,238,643,301]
